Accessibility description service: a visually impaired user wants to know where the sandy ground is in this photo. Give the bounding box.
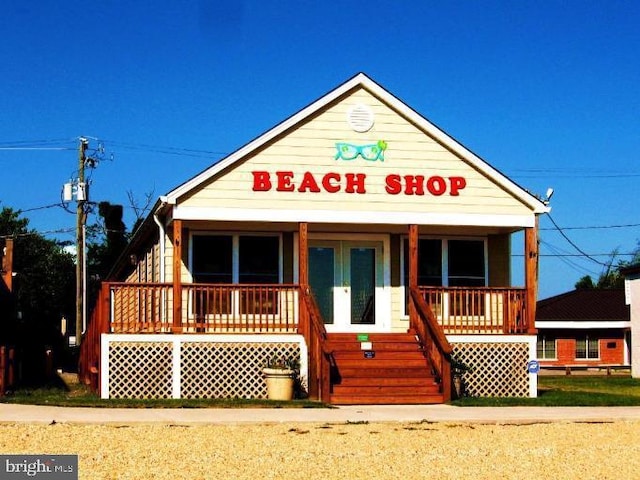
[1,421,639,479]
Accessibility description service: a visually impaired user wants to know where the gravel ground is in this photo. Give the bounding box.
[1,421,639,479]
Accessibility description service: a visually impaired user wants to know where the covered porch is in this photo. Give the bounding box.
[79,221,539,403]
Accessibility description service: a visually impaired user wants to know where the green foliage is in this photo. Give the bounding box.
[575,241,640,290]
[574,275,595,289]
[0,207,76,381]
[0,207,75,331]
[264,354,300,371]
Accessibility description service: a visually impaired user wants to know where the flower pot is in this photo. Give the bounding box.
[263,368,295,401]
[453,374,464,399]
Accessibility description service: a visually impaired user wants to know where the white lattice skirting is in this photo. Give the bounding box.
[101,334,307,399]
[449,335,538,398]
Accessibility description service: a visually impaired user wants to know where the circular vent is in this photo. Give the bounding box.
[347,104,374,132]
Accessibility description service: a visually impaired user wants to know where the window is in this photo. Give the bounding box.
[191,234,280,284]
[192,235,232,283]
[191,234,281,317]
[239,236,279,284]
[448,240,485,287]
[402,237,486,316]
[537,335,557,360]
[402,238,486,288]
[576,336,599,360]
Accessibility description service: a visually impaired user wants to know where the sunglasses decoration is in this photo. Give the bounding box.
[335,140,387,162]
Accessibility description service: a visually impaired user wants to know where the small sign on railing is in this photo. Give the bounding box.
[364,351,375,359]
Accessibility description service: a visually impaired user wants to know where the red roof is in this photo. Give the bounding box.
[536,289,629,322]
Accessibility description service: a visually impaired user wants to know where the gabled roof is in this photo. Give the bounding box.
[164,73,550,214]
[536,289,629,322]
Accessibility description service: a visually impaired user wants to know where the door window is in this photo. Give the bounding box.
[308,247,335,325]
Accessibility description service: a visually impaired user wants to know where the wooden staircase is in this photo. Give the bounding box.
[327,331,444,405]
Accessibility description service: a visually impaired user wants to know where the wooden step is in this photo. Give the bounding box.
[332,350,426,360]
[330,393,444,405]
[336,365,433,378]
[332,384,441,396]
[336,376,437,387]
[332,358,431,369]
[326,331,443,405]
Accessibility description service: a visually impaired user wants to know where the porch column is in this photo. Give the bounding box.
[408,224,419,327]
[524,216,539,334]
[298,222,309,337]
[172,219,183,332]
[299,222,308,286]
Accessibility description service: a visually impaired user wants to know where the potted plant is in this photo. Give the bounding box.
[263,355,299,401]
[450,355,473,399]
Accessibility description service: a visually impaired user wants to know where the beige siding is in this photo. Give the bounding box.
[488,234,511,287]
[179,89,531,218]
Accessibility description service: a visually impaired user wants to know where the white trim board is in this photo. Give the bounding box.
[173,206,536,228]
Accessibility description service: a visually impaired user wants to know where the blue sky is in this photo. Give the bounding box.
[1,0,639,299]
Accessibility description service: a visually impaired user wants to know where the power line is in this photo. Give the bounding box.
[546,214,611,267]
[105,139,227,160]
[15,203,65,214]
[540,222,640,231]
[0,147,74,151]
[0,227,75,240]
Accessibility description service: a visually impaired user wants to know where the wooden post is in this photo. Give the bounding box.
[298,222,308,337]
[172,219,183,332]
[408,224,419,329]
[298,222,308,286]
[524,217,539,334]
[2,238,13,292]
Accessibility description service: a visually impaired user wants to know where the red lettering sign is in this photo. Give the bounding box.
[252,171,466,196]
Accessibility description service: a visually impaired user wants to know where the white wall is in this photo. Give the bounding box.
[625,274,640,378]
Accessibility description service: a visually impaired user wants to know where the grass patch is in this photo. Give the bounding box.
[0,374,329,409]
[452,375,640,407]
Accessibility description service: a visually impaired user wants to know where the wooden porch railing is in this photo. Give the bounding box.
[299,285,332,403]
[108,282,301,333]
[419,286,528,334]
[78,282,110,394]
[409,286,453,402]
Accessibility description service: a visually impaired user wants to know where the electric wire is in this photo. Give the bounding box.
[546,214,612,267]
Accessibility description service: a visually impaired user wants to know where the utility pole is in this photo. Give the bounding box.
[75,138,88,346]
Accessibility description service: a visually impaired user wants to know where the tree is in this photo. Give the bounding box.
[86,202,128,307]
[574,242,640,290]
[0,206,76,381]
[574,275,595,289]
[127,188,154,235]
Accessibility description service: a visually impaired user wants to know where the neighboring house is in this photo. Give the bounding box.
[79,73,549,403]
[1,239,16,395]
[622,264,640,378]
[535,289,631,371]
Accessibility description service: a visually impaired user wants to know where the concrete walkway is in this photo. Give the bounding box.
[1,403,640,425]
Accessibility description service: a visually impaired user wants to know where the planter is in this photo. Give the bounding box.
[453,374,464,399]
[263,368,295,401]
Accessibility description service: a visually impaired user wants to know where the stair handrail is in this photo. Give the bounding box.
[409,286,453,401]
[300,285,332,403]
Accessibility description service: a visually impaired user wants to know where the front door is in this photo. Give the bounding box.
[308,239,384,332]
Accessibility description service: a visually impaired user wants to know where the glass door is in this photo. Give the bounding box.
[308,240,383,332]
